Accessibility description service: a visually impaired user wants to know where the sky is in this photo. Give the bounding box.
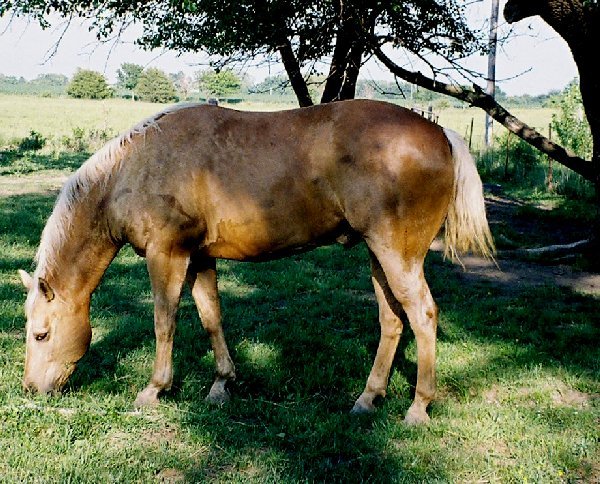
[0,1,579,97]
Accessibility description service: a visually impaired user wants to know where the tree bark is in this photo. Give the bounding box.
[339,39,363,100]
[278,39,313,107]
[321,21,353,103]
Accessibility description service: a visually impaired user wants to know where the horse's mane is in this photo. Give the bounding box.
[35,103,204,275]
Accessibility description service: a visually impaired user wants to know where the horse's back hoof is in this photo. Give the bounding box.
[403,406,430,425]
[133,386,160,408]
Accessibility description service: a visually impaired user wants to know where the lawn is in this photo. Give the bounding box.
[0,95,597,482]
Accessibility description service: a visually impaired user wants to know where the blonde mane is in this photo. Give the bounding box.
[35,103,203,276]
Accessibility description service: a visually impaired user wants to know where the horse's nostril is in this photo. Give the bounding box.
[22,380,36,394]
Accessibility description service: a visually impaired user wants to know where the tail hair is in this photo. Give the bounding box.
[443,128,496,263]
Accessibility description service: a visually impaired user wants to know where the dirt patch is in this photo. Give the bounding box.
[431,187,600,297]
[0,171,68,196]
[482,382,597,408]
[156,468,186,483]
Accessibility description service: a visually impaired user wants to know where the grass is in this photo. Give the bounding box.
[0,94,555,153]
[0,95,597,482]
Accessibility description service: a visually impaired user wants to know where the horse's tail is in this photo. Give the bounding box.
[442,128,496,262]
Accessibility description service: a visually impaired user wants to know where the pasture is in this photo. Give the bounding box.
[0,95,598,482]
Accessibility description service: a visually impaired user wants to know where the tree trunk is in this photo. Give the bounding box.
[339,39,363,100]
[321,21,352,104]
[278,40,313,107]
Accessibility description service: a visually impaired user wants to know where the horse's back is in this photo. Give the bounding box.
[108,100,454,260]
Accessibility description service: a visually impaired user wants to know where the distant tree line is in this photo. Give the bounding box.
[0,66,571,108]
[0,73,69,96]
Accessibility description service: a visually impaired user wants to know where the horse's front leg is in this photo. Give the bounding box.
[187,256,235,404]
[134,246,189,408]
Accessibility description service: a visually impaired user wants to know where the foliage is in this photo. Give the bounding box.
[197,69,242,97]
[248,75,293,96]
[135,68,178,103]
[477,128,595,200]
[116,63,143,99]
[67,69,112,100]
[551,81,593,159]
[0,73,68,96]
[60,127,115,153]
[17,130,46,151]
[0,0,482,106]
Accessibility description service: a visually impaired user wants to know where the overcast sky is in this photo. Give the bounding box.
[0,1,578,96]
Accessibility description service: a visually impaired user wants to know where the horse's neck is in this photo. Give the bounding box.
[38,187,119,301]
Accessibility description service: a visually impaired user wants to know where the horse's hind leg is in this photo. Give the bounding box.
[358,243,438,425]
[352,251,404,414]
[134,245,189,407]
[187,257,235,404]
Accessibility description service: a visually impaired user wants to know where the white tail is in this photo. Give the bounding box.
[443,128,496,262]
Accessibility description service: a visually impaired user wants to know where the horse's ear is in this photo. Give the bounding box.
[18,270,33,290]
[38,278,55,302]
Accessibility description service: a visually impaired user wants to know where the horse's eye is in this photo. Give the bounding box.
[34,332,49,342]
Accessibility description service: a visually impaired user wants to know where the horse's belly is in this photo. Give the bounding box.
[200,216,349,261]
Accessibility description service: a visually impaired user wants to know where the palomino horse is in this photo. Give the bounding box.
[19,100,494,424]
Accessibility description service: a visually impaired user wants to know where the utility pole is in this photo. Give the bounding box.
[485,0,500,147]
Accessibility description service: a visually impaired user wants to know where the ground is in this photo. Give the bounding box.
[430,183,600,296]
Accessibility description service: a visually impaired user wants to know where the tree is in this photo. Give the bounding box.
[248,75,294,96]
[66,69,112,99]
[197,69,242,98]
[504,0,600,187]
[117,63,143,100]
[0,1,480,108]
[170,71,193,100]
[135,68,178,103]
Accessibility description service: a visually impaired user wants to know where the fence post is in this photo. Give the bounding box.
[468,117,474,150]
[504,131,512,179]
[546,123,554,192]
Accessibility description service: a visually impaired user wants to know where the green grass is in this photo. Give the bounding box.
[1,173,598,482]
[0,94,555,153]
[0,95,596,482]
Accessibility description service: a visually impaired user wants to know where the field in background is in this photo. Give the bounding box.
[0,94,554,152]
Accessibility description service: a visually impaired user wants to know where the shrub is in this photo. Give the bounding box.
[67,69,113,100]
[551,81,592,159]
[135,68,178,103]
[18,130,46,151]
[59,127,116,153]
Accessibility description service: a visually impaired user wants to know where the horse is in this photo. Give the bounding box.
[19,99,494,424]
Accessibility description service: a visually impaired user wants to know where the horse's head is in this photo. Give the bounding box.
[19,270,92,395]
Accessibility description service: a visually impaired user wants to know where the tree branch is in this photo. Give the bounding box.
[372,47,595,182]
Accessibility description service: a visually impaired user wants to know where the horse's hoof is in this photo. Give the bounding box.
[205,388,230,406]
[350,397,376,414]
[133,387,160,408]
[403,406,430,425]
